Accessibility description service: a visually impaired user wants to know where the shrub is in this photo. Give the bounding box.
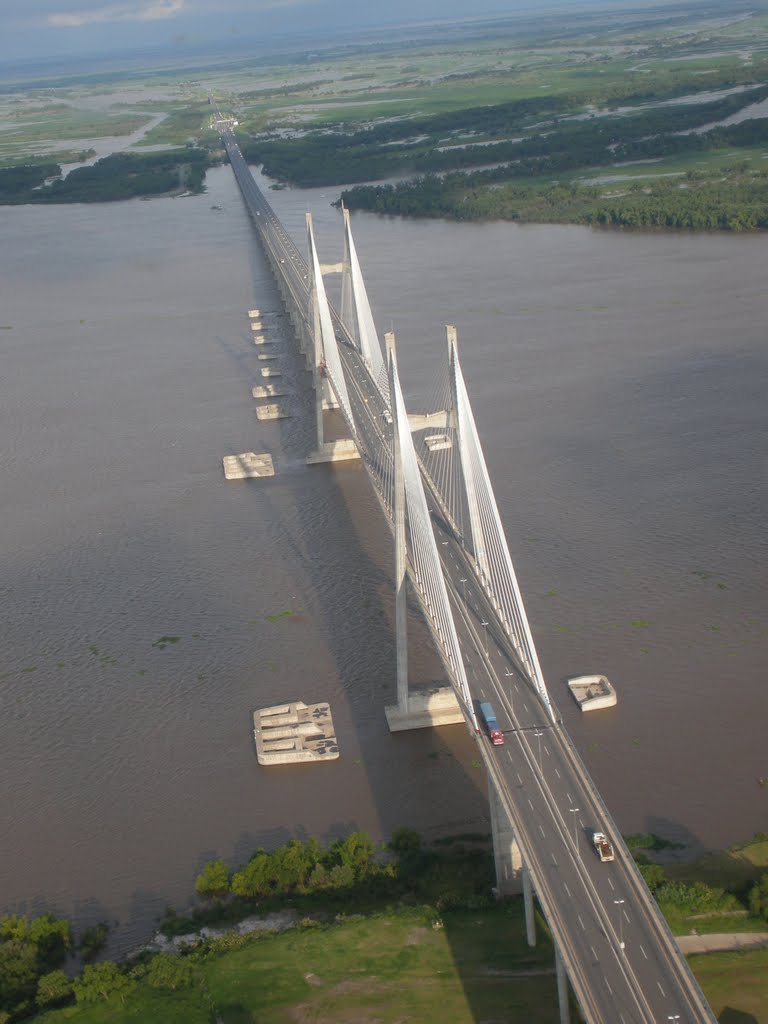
[79,922,109,961]
[72,962,136,1005]
[147,953,194,990]
[748,873,768,922]
[195,859,231,901]
[35,970,71,1008]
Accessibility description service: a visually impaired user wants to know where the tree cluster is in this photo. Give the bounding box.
[238,83,768,189]
[188,827,495,925]
[0,914,71,1020]
[0,148,210,206]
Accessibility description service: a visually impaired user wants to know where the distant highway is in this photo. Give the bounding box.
[213,106,717,1024]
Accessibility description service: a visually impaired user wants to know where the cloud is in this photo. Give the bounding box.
[48,0,185,28]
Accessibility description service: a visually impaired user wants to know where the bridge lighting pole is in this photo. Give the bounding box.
[504,668,514,717]
[667,1016,681,1022]
[614,898,626,951]
[569,807,580,855]
[534,730,543,769]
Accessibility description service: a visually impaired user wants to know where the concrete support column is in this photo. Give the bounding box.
[489,780,522,897]
[387,331,408,712]
[523,865,536,947]
[555,944,571,1024]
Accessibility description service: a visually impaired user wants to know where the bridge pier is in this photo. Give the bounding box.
[489,780,523,897]
[555,944,572,1024]
[523,864,536,946]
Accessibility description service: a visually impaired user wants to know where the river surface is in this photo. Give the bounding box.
[1,165,766,951]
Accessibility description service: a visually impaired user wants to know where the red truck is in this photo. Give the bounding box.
[479,702,504,745]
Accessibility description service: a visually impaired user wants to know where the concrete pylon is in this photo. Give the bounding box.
[555,943,572,1024]
[383,332,465,733]
[489,780,523,897]
[388,331,408,714]
[306,213,325,453]
[447,325,489,581]
[523,864,537,947]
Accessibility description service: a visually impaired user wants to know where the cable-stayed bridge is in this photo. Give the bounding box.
[212,104,716,1024]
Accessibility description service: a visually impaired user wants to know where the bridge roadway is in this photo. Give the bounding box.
[215,112,716,1024]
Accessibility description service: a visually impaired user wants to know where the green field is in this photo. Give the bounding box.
[28,904,768,1023]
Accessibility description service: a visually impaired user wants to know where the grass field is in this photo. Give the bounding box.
[31,900,768,1023]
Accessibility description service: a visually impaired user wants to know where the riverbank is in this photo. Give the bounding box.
[6,829,767,1023]
[28,907,768,1024]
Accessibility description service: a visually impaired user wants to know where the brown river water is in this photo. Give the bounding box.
[1,164,766,950]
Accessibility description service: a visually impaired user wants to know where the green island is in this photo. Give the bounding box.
[2,828,767,1022]
[3,2,768,226]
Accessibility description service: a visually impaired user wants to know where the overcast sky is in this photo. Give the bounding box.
[0,0,636,64]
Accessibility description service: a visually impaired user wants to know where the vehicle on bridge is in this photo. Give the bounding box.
[479,702,504,745]
[592,830,615,862]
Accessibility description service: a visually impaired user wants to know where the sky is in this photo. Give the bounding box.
[0,0,639,65]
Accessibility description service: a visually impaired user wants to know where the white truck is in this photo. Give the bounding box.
[592,831,615,863]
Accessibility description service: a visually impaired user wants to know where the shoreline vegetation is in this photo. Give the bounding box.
[2,828,767,1023]
[4,4,768,228]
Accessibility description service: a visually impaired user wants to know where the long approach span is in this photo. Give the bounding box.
[213,105,716,1024]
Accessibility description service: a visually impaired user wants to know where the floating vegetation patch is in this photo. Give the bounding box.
[544,589,558,598]
[266,609,294,622]
[152,635,181,649]
[88,645,99,655]
[631,619,651,629]
[21,666,37,673]
[0,325,12,330]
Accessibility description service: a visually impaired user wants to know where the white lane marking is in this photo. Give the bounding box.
[516,773,523,785]
[657,982,666,996]
[567,792,572,804]
[590,945,598,961]
[577,915,585,931]
[524,703,529,712]
[604,977,613,995]
[564,882,572,897]
[538,825,545,837]
[527,799,534,810]
[608,877,615,891]
[620,1015,626,1024]
[551,853,558,866]
[623,909,630,923]
[544,745,550,756]
[640,944,648,960]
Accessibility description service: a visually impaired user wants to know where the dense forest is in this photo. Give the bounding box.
[237,85,768,189]
[0,149,210,205]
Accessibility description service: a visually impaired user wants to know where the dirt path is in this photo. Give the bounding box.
[675,932,768,954]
